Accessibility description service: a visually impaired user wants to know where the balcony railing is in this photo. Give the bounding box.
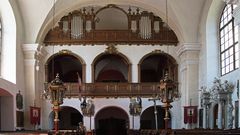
[62,82,160,98]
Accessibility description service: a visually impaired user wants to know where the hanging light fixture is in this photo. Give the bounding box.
[43,0,67,134]
[159,73,180,130]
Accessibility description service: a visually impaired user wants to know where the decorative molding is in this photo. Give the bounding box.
[22,44,39,59]
[44,4,178,46]
[177,43,201,57]
[58,49,72,54]
[22,44,39,52]
[151,49,165,54]
[104,44,118,54]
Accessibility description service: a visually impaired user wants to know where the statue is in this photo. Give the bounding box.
[81,98,94,116]
[16,90,23,110]
[77,122,86,135]
[129,97,142,116]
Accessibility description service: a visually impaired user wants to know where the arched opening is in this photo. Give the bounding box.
[0,88,14,131]
[48,106,83,130]
[139,53,177,82]
[140,106,171,129]
[95,106,129,135]
[46,53,84,82]
[213,104,218,129]
[93,54,130,82]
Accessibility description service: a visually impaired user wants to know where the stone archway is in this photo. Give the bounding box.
[140,106,171,129]
[95,106,129,135]
[48,106,83,130]
[46,51,85,83]
[139,52,178,83]
[92,53,131,83]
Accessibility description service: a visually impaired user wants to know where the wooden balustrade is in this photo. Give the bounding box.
[58,82,160,98]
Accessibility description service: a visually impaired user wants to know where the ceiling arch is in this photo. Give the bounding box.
[36,0,186,44]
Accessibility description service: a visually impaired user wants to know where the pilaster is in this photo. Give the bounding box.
[177,43,201,128]
[22,43,39,129]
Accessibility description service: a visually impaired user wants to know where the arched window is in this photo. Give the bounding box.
[220,4,239,75]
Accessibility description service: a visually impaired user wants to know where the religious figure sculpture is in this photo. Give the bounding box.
[16,90,23,110]
[129,97,142,116]
[81,98,95,117]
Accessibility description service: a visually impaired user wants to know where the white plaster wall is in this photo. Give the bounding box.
[40,44,183,130]
[39,98,182,130]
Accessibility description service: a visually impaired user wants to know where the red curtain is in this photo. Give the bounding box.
[184,106,198,124]
[30,106,41,125]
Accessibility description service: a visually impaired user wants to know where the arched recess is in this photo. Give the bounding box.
[36,0,184,45]
[45,50,86,83]
[138,50,178,82]
[95,4,128,30]
[0,88,14,131]
[213,104,218,129]
[92,52,132,82]
[140,106,171,129]
[95,106,129,135]
[48,106,83,130]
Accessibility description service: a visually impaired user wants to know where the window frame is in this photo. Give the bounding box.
[219,4,239,76]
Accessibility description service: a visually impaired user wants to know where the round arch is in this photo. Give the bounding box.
[95,106,129,135]
[140,105,171,129]
[138,51,178,82]
[92,52,132,82]
[45,50,86,83]
[36,0,184,44]
[48,106,83,130]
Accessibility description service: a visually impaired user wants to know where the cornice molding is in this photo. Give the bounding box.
[22,44,39,52]
[176,43,201,57]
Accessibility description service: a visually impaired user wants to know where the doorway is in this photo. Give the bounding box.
[95,106,129,135]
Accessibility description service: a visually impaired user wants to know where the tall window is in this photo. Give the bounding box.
[220,5,239,75]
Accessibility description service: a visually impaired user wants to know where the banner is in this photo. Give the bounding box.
[30,106,40,125]
[184,106,198,124]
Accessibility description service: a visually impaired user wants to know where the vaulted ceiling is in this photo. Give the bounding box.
[14,0,209,44]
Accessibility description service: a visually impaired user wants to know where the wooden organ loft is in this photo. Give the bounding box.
[44,4,178,45]
[44,4,179,98]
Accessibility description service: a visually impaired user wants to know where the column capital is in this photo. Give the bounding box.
[22,44,39,59]
[176,43,201,57]
[22,44,39,52]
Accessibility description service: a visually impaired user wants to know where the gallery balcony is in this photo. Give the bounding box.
[60,82,160,98]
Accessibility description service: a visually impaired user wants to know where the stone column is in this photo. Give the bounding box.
[22,44,39,129]
[177,43,200,128]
